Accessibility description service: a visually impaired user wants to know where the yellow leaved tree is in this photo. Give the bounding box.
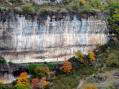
[75,50,84,62]
[88,52,96,61]
[15,72,31,89]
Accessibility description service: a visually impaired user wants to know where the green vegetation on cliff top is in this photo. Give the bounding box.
[0,0,118,14]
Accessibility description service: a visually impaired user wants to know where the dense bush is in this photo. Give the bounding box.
[34,66,50,78]
[27,63,57,77]
[27,64,46,76]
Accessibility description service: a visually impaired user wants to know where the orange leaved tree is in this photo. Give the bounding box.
[61,60,73,74]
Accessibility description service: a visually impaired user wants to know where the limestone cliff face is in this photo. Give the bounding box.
[0,13,108,61]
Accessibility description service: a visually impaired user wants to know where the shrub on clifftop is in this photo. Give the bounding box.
[22,3,36,14]
[0,56,7,64]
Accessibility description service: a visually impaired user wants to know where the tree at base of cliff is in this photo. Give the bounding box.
[75,50,84,63]
[15,72,31,89]
[88,52,96,62]
[61,60,73,74]
[34,66,50,78]
[31,77,49,89]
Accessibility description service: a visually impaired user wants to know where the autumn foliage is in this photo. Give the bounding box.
[31,78,40,89]
[88,52,96,61]
[16,72,30,89]
[75,50,84,62]
[31,77,49,89]
[61,60,72,73]
[17,72,29,84]
[39,78,49,89]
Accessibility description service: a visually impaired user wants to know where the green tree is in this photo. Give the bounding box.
[34,66,50,78]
